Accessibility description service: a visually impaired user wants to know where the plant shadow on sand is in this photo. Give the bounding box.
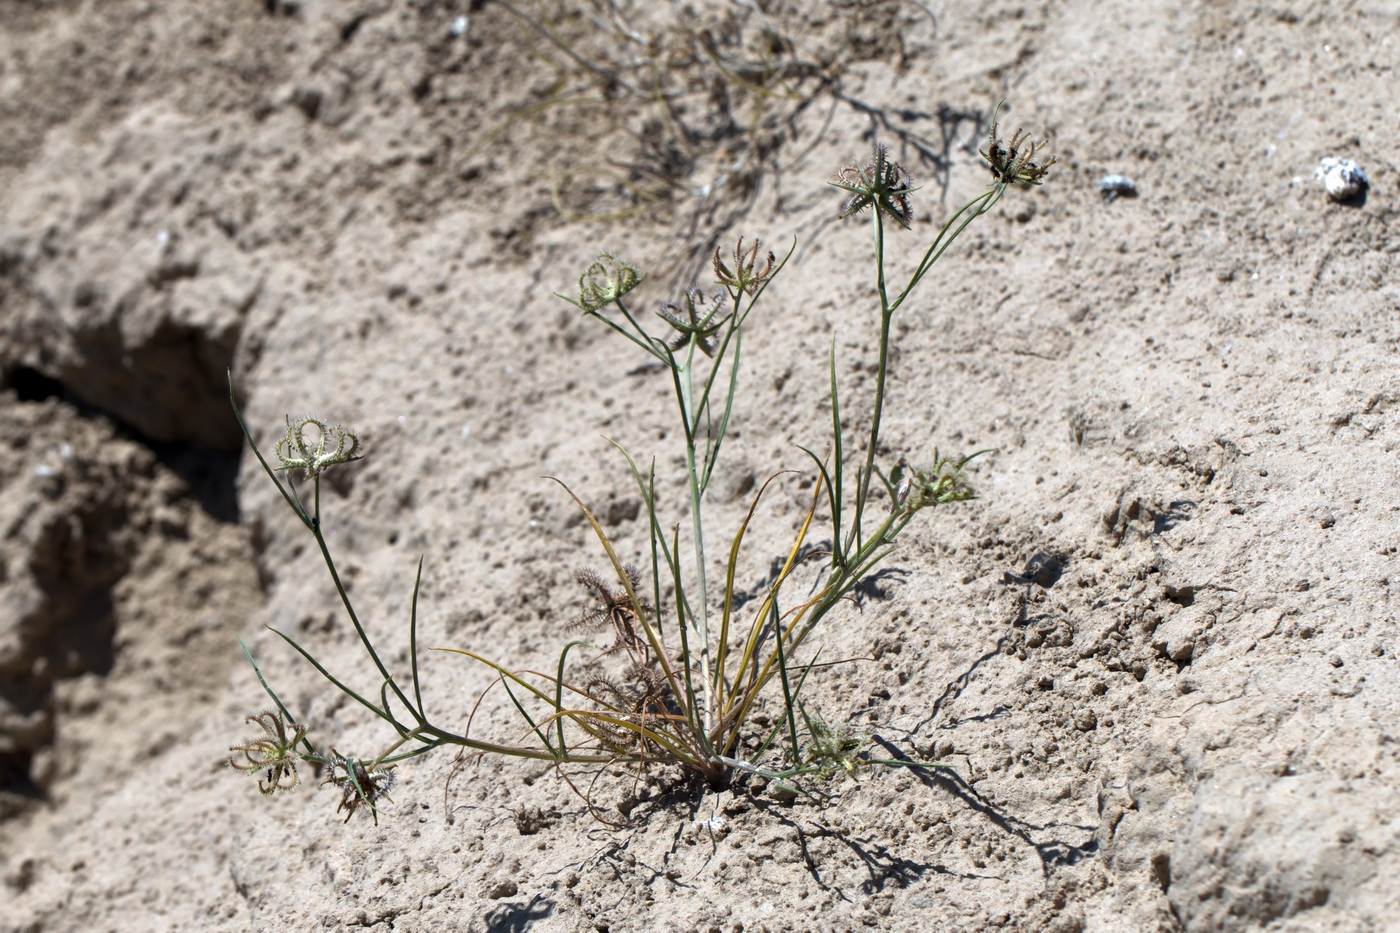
[901,592,1099,875]
[604,735,1095,903]
[590,784,991,903]
[872,735,1098,875]
[482,893,555,933]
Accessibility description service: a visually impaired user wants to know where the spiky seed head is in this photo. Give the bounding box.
[569,565,652,655]
[323,751,396,825]
[656,289,729,357]
[891,450,983,516]
[979,102,1056,186]
[714,236,776,296]
[831,143,916,228]
[803,714,867,779]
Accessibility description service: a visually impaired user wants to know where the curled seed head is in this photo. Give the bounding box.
[577,253,642,312]
[274,417,362,480]
[228,710,306,795]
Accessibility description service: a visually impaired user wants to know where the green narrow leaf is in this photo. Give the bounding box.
[553,640,593,756]
[768,598,801,766]
[409,556,426,721]
[753,651,820,762]
[239,639,317,758]
[269,626,402,728]
[500,674,555,759]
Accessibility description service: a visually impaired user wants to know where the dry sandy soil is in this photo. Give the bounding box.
[2,2,1397,931]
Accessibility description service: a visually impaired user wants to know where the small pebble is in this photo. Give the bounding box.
[766,784,798,805]
[1315,157,1367,201]
[485,878,518,899]
[1097,174,1137,203]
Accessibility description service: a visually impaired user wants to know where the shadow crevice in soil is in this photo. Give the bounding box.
[2,365,242,522]
[816,825,972,895]
[0,377,252,817]
[0,599,118,811]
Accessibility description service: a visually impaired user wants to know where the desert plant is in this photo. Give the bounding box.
[228,102,1053,821]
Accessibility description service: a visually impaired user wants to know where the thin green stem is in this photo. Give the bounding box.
[846,206,892,559]
[670,524,708,751]
[677,345,715,733]
[304,478,420,724]
[843,183,1008,564]
[890,184,1006,314]
[368,727,424,771]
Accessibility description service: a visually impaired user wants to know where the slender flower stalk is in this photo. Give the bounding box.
[829,100,1055,558]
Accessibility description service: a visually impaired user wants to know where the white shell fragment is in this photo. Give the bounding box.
[1315,158,1368,201]
[1097,174,1137,203]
